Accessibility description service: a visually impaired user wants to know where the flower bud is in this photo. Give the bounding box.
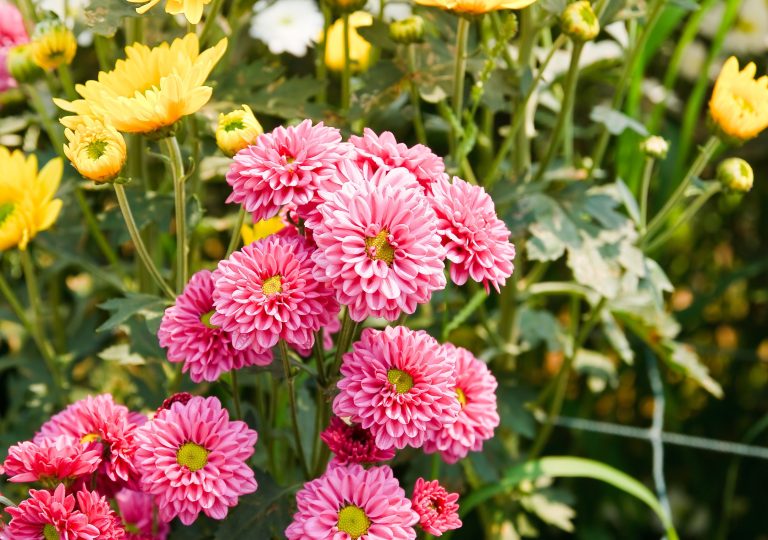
[31,19,77,70]
[717,157,753,192]
[6,44,44,84]
[63,116,127,183]
[500,13,518,40]
[640,136,669,159]
[324,0,367,13]
[561,1,600,42]
[215,105,263,157]
[389,16,426,45]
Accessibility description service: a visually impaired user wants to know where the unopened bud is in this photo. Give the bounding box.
[215,104,263,157]
[561,1,600,42]
[389,16,425,45]
[640,136,669,159]
[717,157,753,192]
[6,44,44,84]
[31,19,77,70]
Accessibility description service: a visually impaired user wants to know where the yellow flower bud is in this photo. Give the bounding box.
[389,16,426,45]
[709,57,768,144]
[241,216,286,245]
[325,12,373,73]
[6,44,44,84]
[717,157,753,192]
[216,105,263,157]
[31,19,77,71]
[640,136,669,159]
[324,0,367,13]
[561,1,600,42]
[63,117,127,183]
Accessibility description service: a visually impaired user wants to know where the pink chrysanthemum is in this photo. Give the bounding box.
[411,478,462,536]
[3,435,101,485]
[285,463,418,540]
[226,119,350,221]
[0,2,28,92]
[293,315,340,357]
[134,396,258,525]
[320,416,396,466]
[158,270,273,382]
[311,165,446,322]
[76,490,126,539]
[212,232,339,352]
[349,128,448,195]
[431,177,515,293]
[333,326,459,450]
[424,344,500,463]
[116,490,170,540]
[35,395,138,486]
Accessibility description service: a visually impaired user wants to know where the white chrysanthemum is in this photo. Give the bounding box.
[700,0,768,54]
[249,0,323,57]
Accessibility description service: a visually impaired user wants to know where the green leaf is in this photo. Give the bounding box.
[590,106,649,137]
[357,19,396,50]
[518,307,565,353]
[84,0,139,37]
[601,311,634,364]
[97,293,169,333]
[661,340,723,398]
[574,349,618,393]
[442,288,487,340]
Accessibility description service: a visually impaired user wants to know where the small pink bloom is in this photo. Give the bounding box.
[134,396,258,525]
[431,176,516,292]
[320,416,395,466]
[158,269,273,382]
[0,2,28,93]
[212,232,339,352]
[3,435,101,484]
[115,490,170,540]
[424,344,500,463]
[333,326,460,450]
[411,478,462,536]
[285,463,418,540]
[76,490,126,539]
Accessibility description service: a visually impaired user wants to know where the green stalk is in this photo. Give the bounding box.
[56,64,78,101]
[230,369,242,420]
[513,7,537,175]
[199,0,225,45]
[226,206,247,257]
[313,328,328,387]
[26,84,64,150]
[639,156,655,233]
[279,340,311,479]
[644,183,721,253]
[332,309,355,373]
[162,137,188,293]
[341,13,352,113]
[451,16,471,158]
[317,4,331,104]
[93,35,112,71]
[113,184,176,299]
[407,44,427,145]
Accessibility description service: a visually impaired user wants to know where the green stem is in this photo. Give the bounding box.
[230,369,242,420]
[451,16,471,159]
[162,137,188,293]
[341,13,352,114]
[643,136,720,243]
[639,156,654,233]
[56,64,78,101]
[644,184,721,253]
[226,206,247,257]
[317,5,331,104]
[279,340,311,479]
[407,44,427,145]
[199,0,225,45]
[512,7,537,175]
[313,328,328,387]
[533,41,584,183]
[332,309,355,374]
[93,35,112,71]
[74,187,126,280]
[26,84,64,150]
[113,184,176,299]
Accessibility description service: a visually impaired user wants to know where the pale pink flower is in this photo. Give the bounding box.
[226,119,350,221]
[134,396,258,525]
[285,463,418,540]
[311,165,446,321]
[424,344,500,463]
[212,232,339,352]
[158,270,273,382]
[333,326,460,450]
[431,177,515,292]
[411,478,462,536]
[115,490,170,540]
[349,128,448,195]
[76,490,126,539]
[320,416,396,466]
[0,2,28,92]
[3,435,101,484]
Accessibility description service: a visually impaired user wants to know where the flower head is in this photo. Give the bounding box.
[216,104,263,157]
[128,0,212,24]
[0,147,63,252]
[411,478,462,536]
[424,344,499,463]
[158,270,273,383]
[333,326,459,450]
[30,19,76,71]
[311,165,446,322]
[226,120,349,221]
[55,34,227,135]
[75,490,126,539]
[414,0,536,14]
[640,135,669,159]
[249,0,324,57]
[0,2,29,91]
[3,435,101,486]
[240,215,286,246]
[63,117,127,183]
[709,56,768,143]
[285,464,418,540]
[115,490,170,540]
[325,12,374,73]
[134,396,258,525]
[431,177,515,292]
[320,416,396,466]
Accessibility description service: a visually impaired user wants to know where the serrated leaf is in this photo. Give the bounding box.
[97,293,169,332]
[662,341,723,398]
[357,19,396,50]
[590,106,649,137]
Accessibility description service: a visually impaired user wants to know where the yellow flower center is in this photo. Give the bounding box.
[337,505,371,539]
[0,202,15,226]
[732,92,755,114]
[86,140,108,160]
[223,118,245,132]
[43,524,60,540]
[176,442,209,472]
[456,387,467,408]
[200,310,218,329]
[80,432,101,444]
[387,368,414,394]
[365,230,395,265]
[262,275,283,295]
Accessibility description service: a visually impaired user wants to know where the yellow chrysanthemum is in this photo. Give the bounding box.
[30,20,77,71]
[325,12,374,73]
[63,117,127,183]
[215,105,263,157]
[241,216,285,245]
[414,0,536,14]
[0,147,63,252]
[709,56,768,143]
[128,0,212,25]
[54,34,227,135]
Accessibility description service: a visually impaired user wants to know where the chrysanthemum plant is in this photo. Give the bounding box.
[0,0,763,537]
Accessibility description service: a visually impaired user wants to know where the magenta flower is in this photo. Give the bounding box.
[333,326,460,450]
[226,119,350,221]
[285,463,418,540]
[115,490,170,540]
[0,2,28,92]
[158,270,273,382]
[320,416,396,466]
[212,232,339,352]
[349,128,448,195]
[311,165,446,322]
[134,396,258,525]
[411,478,462,536]
[424,344,500,463]
[3,435,101,485]
[76,490,127,540]
[431,177,516,292]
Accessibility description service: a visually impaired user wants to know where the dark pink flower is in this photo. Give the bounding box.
[3,435,101,485]
[76,490,126,539]
[411,478,462,536]
[0,2,28,92]
[320,416,395,466]
[116,490,170,540]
